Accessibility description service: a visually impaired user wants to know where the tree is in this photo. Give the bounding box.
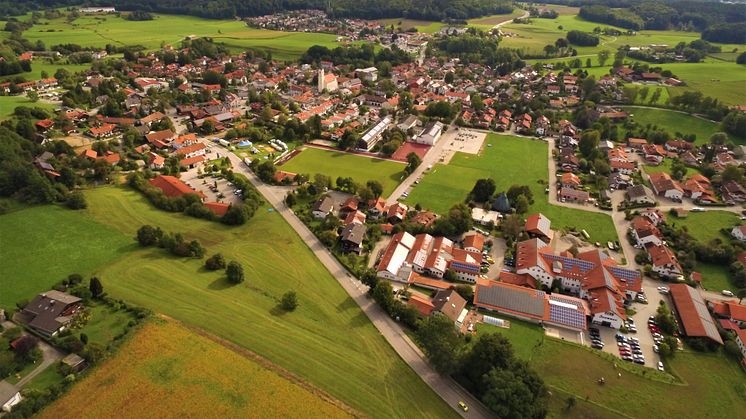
[709,132,729,145]
[285,192,296,207]
[27,91,39,103]
[136,225,161,246]
[579,130,600,158]
[566,396,577,410]
[89,277,103,298]
[459,333,514,393]
[371,281,395,313]
[65,191,87,209]
[454,284,474,303]
[415,314,463,374]
[470,178,496,203]
[736,288,746,304]
[406,152,421,174]
[597,49,610,67]
[514,195,529,214]
[481,361,548,419]
[82,342,106,365]
[205,253,226,270]
[280,291,298,311]
[226,261,244,284]
[367,180,383,198]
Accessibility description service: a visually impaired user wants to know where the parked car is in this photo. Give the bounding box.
[657,361,665,371]
[722,290,734,297]
[458,402,469,412]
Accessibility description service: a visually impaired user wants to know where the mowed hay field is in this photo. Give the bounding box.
[21,14,339,61]
[0,204,132,309]
[82,186,454,418]
[478,317,746,418]
[404,134,618,243]
[280,147,406,196]
[39,320,354,419]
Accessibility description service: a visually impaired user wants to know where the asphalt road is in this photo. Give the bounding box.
[223,150,494,419]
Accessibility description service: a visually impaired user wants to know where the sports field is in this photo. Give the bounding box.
[478,316,746,418]
[81,186,453,418]
[404,134,618,243]
[39,320,354,419]
[0,204,132,309]
[21,13,339,61]
[280,147,406,196]
[623,107,732,145]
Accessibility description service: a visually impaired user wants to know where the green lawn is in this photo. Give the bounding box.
[0,204,133,310]
[24,366,65,391]
[467,9,526,31]
[21,13,339,61]
[82,304,137,347]
[0,96,54,119]
[475,317,544,360]
[624,107,739,145]
[641,159,700,178]
[694,263,734,293]
[484,316,746,418]
[669,210,740,244]
[662,61,746,106]
[404,134,619,243]
[81,186,454,418]
[280,147,406,196]
[23,61,92,80]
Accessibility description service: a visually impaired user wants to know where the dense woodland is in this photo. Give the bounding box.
[576,0,746,34]
[0,0,513,21]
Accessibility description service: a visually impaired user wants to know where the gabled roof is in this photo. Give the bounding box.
[149,175,206,199]
[669,284,723,345]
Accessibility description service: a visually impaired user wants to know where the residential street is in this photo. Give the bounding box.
[223,150,493,419]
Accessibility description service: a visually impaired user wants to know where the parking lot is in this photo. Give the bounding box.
[181,165,243,205]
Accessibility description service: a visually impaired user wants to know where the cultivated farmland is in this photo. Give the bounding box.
[0,204,132,309]
[280,147,406,196]
[39,320,355,419]
[81,186,454,418]
[404,134,619,243]
[21,13,339,61]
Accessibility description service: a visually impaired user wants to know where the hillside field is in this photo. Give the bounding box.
[0,96,54,119]
[403,134,619,243]
[280,147,406,196]
[20,13,339,61]
[81,186,454,418]
[39,320,354,419]
[0,204,132,309]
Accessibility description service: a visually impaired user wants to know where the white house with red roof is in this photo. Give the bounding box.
[647,243,683,279]
[731,225,746,242]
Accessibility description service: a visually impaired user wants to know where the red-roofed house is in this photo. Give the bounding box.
[711,301,746,327]
[463,232,484,253]
[149,175,206,200]
[524,213,553,243]
[88,123,116,139]
[408,293,435,317]
[669,284,723,345]
[647,243,683,279]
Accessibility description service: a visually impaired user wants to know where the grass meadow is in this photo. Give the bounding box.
[79,186,453,418]
[39,320,354,419]
[641,159,700,178]
[623,107,732,145]
[477,315,746,418]
[20,13,339,61]
[0,204,132,309]
[403,134,619,243]
[0,96,55,119]
[280,147,407,196]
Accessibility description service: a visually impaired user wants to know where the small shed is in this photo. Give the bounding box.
[61,353,87,373]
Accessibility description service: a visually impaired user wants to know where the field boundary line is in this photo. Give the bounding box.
[156,314,367,418]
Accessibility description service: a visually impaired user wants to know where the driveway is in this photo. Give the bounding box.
[222,147,493,419]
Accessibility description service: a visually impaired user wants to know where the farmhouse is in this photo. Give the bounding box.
[630,216,663,247]
[312,195,335,219]
[474,280,589,331]
[340,223,367,254]
[647,243,683,279]
[16,291,82,338]
[431,289,468,325]
[711,301,746,327]
[524,213,553,244]
[669,284,723,345]
[559,187,589,204]
[625,185,656,205]
[149,175,206,200]
[648,172,683,201]
[463,232,484,253]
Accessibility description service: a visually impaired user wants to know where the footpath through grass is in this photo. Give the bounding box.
[404,134,618,243]
[0,203,132,309]
[477,315,746,418]
[280,146,406,196]
[39,320,354,419]
[82,186,454,418]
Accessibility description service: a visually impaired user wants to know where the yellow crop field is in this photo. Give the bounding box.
[40,320,355,419]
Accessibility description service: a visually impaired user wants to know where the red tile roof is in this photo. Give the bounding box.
[669,284,723,344]
[148,175,205,199]
[204,201,230,217]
